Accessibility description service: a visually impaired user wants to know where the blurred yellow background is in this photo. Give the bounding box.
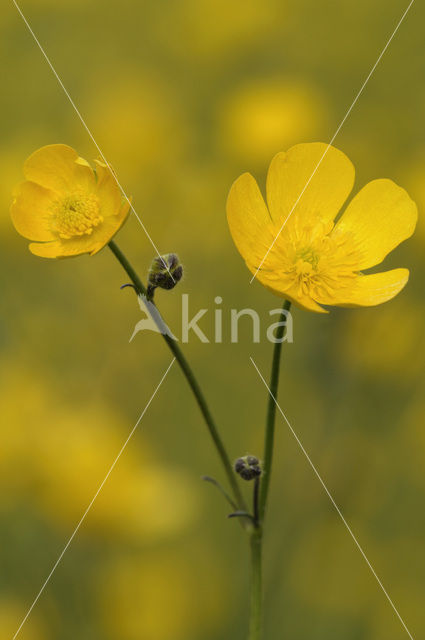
[1,0,425,638]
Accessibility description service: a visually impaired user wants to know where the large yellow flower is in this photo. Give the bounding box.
[227,142,417,312]
[11,144,130,258]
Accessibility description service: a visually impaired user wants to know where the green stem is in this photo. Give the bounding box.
[258,299,291,523]
[253,476,260,526]
[108,240,245,510]
[249,529,263,640]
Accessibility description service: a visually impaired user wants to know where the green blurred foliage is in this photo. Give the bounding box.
[1,0,425,638]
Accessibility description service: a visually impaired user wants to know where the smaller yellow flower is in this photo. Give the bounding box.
[11,144,130,258]
[227,142,418,312]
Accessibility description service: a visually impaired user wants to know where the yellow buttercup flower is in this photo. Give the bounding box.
[227,142,417,312]
[11,144,130,258]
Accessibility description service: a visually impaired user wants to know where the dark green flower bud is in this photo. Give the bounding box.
[234,455,262,481]
[147,253,183,299]
[234,458,246,474]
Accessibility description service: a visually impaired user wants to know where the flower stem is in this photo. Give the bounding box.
[258,299,291,523]
[249,528,263,640]
[108,240,245,510]
[253,476,260,526]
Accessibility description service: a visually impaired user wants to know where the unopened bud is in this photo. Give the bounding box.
[234,455,262,481]
[147,253,183,299]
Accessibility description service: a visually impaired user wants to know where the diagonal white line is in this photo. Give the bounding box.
[11,0,174,282]
[250,356,414,640]
[12,357,176,640]
[250,0,416,284]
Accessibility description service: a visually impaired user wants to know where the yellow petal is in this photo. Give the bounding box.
[30,236,101,259]
[90,199,131,255]
[266,143,355,227]
[282,288,327,313]
[94,160,122,217]
[11,181,56,241]
[29,240,70,258]
[226,172,271,262]
[324,268,409,307]
[334,179,417,270]
[29,233,102,258]
[255,269,328,313]
[24,144,96,194]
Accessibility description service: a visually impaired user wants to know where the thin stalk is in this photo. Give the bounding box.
[108,240,245,510]
[258,299,291,522]
[253,476,260,526]
[248,529,263,640]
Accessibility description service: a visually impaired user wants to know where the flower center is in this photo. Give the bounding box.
[292,248,320,295]
[294,258,313,276]
[252,218,362,303]
[295,246,319,273]
[50,191,103,239]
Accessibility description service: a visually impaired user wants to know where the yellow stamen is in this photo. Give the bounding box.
[50,191,103,239]
[269,221,360,300]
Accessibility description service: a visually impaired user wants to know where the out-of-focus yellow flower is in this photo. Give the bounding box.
[11,144,130,258]
[156,0,282,61]
[37,413,199,541]
[0,364,198,541]
[0,598,46,640]
[219,80,326,165]
[99,550,229,640]
[227,142,417,312]
[289,519,389,616]
[85,73,189,185]
[371,586,425,639]
[336,299,425,379]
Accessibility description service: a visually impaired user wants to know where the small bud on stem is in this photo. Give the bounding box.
[234,455,262,482]
[147,253,183,300]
